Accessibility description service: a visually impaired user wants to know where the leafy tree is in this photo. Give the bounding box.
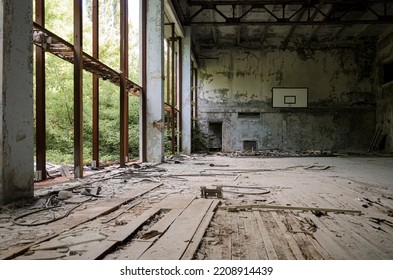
[34,0,141,164]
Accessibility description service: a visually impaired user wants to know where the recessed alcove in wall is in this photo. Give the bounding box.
[243,140,257,151]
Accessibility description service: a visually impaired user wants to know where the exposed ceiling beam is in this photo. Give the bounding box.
[165,0,185,37]
[308,3,334,41]
[330,26,346,41]
[187,0,388,5]
[282,4,308,50]
[184,0,393,26]
[210,10,218,46]
[310,0,328,22]
[185,19,393,26]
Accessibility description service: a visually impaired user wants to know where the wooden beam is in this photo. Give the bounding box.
[222,204,362,215]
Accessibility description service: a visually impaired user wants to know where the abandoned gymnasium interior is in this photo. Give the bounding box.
[0,0,393,261]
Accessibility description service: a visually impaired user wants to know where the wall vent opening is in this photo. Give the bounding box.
[238,112,260,119]
[243,140,257,151]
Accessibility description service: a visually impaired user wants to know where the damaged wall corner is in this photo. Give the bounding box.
[0,0,34,205]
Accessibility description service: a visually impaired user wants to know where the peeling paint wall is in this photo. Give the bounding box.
[197,46,375,153]
[375,28,393,153]
[0,0,34,205]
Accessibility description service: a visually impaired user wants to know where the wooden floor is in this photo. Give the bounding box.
[5,195,218,260]
[1,155,392,260]
[198,180,393,260]
[199,208,393,260]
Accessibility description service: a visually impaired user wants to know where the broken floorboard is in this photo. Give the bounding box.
[32,196,196,260]
[14,195,219,260]
[107,196,197,260]
[138,198,218,260]
[2,183,162,260]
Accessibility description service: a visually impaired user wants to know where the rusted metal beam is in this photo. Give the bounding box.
[178,37,183,152]
[35,0,46,181]
[124,0,129,162]
[92,0,99,168]
[32,23,142,92]
[191,64,195,127]
[171,23,176,154]
[166,39,171,132]
[141,0,147,162]
[120,0,129,167]
[120,70,126,167]
[73,0,83,178]
[194,67,198,121]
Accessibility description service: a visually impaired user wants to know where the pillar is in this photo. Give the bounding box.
[181,27,192,154]
[0,0,34,205]
[141,0,165,163]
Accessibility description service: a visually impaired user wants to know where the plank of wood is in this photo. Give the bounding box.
[248,211,268,259]
[288,213,327,260]
[282,191,342,259]
[319,214,390,259]
[15,250,67,260]
[282,190,356,260]
[270,211,305,260]
[154,195,196,210]
[0,183,162,260]
[115,240,155,260]
[115,197,196,260]
[139,199,213,260]
[230,212,241,260]
[273,195,326,260]
[298,213,354,259]
[241,212,259,260]
[253,211,278,260]
[181,200,220,260]
[60,165,71,177]
[101,200,142,224]
[220,210,232,260]
[223,204,362,215]
[107,207,162,242]
[66,240,117,260]
[262,211,289,259]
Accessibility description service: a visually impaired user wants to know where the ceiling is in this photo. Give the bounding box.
[170,0,393,52]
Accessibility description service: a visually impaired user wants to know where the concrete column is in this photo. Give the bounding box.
[143,0,165,162]
[0,0,34,205]
[181,27,192,154]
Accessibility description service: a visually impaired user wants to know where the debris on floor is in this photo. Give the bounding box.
[1,154,393,260]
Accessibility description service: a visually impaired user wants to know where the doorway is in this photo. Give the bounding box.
[208,122,222,151]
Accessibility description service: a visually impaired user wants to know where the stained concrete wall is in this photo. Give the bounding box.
[197,46,376,153]
[375,28,393,153]
[0,0,34,205]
